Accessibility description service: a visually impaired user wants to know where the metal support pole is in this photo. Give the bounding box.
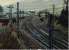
[48,14,53,49]
[48,4,55,49]
[8,5,13,24]
[10,7,12,24]
[17,2,19,33]
[64,0,68,9]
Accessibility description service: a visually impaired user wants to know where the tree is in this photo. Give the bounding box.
[58,0,68,27]
[0,5,3,12]
[0,5,3,17]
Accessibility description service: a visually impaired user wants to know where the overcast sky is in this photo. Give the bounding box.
[23,0,63,10]
[20,0,64,14]
[0,0,64,15]
[0,0,16,6]
[0,0,64,8]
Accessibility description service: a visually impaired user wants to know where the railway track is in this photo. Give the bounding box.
[21,22,68,49]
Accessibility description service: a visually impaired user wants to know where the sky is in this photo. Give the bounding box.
[0,0,16,6]
[0,0,64,15]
